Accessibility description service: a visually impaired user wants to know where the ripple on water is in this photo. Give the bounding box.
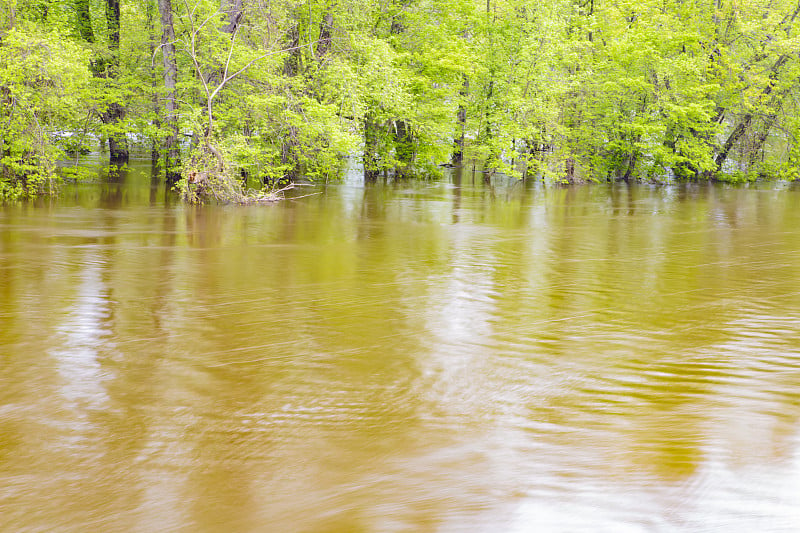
[4,181,800,530]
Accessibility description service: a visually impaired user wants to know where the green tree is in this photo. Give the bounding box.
[0,22,91,198]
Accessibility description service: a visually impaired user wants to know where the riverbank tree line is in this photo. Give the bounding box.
[2,0,800,200]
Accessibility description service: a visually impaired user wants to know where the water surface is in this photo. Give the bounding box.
[3,163,800,531]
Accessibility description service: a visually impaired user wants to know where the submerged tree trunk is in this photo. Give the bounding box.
[622,153,637,182]
[0,85,10,177]
[158,0,180,183]
[103,0,129,164]
[389,8,415,176]
[452,74,469,165]
[565,157,576,183]
[74,0,128,162]
[482,0,497,171]
[146,1,160,162]
[364,115,380,182]
[277,13,307,183]
[484,77,494,167]
[394,119,414,177]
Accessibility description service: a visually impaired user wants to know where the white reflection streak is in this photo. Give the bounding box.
[422,229,500,415]
[51,251,111,410]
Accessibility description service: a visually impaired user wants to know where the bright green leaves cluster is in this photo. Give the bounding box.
[0,23,91,199]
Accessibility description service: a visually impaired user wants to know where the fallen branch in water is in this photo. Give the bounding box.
[182,159,297,204]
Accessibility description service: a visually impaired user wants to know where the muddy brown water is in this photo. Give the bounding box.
[3,162,800,531]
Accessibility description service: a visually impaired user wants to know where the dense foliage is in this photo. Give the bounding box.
[3,0,800,199]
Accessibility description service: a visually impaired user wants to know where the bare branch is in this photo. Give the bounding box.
[151,39,180,66]
[195,7,222,35]
[222,17,241,82]
[209,41,322,105]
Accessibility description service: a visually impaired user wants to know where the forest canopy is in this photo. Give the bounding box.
[2,0,800,200]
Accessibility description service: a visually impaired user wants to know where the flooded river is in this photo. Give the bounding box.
[3,162,800,531]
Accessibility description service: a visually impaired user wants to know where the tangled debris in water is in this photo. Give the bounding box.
[182,169,294,204]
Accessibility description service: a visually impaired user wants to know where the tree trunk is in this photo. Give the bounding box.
[747,93,787,169]
[452,74,468,165]
[316,12,333,59]
[394,119,414,177]
[715,119,750,171]
[75,0,128,163]
[279,15,304,182]
[0,85,10,176]
[484,77,494,165]
[283,23,301,76]
[483,0,496,169]
[103,0,129,163]
[221,0,243,34]
[106,0,121,48]
[715,53,790,171]
[158,0,181,184]
[146,0,160,162]
[389,8,415,176]
[565,157,576,183]
[73,0,94,43]
[363,115,380,182]
[622,153,637,182]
